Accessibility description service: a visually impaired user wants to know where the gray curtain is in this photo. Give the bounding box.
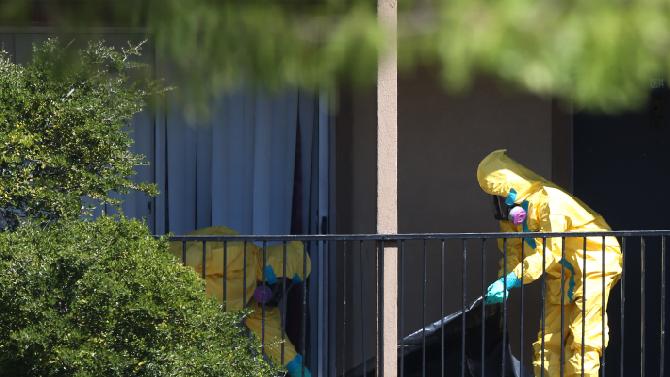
[0,32,323,235]
[155,89,319,235]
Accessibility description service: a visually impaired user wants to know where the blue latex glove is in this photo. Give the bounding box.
[286,354,312,377]
[485,272,521,305]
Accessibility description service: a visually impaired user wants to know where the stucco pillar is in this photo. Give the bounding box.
[377,0,397,376]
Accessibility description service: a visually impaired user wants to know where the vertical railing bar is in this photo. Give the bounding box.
[481,238,487,377]
[520,238,525,373]
[602,236,607,377]
[502,237,508,377]
[282,241,287,366]
[202,241,206,279]
[461,239,467,377]
[243,241,248,306]
[261,241,267,354]
[223,241,228,311]
[661,236,666,377]
[581,236,587,377]
[378,240,385,376]
[375,240,380,376]
[422,239,427,377]
[181,240,186,266]
[640,237,645,377]
[343,240,348,377]
[620,237,626,377]
[560,237,565,377]
[400,240,406,377]
[302,241,308,377]
[541,237,547,377]
[441,239,445,377]
[360,240,367,377]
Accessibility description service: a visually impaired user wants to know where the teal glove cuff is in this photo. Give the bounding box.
[485,272,520,305]
[287,355,311,377]
[504,271,521,288]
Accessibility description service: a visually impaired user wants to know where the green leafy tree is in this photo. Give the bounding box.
[0,39,158,230]
[0,217,279,377]
[414,0,670,111]
[0,38,278,376]
[2,0,668,111]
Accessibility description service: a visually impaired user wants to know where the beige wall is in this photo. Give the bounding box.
[335,67,558,373]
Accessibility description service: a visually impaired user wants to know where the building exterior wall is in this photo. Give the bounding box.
[335,84,379,373]
[398,69,553,366]
[335,68,556,371]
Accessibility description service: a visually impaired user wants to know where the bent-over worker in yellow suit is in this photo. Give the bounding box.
[169,226,312,377]
[478,150,622,377]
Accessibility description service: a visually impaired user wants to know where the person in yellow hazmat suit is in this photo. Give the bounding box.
[477,150,622,377]
[169,226,312,377]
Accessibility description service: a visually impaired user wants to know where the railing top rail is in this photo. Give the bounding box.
[163,230,670,242]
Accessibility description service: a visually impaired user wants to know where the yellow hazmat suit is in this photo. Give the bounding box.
[477,150,622,377]
[168,226,312,369]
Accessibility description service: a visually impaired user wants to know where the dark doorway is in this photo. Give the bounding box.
[573,87,670,376]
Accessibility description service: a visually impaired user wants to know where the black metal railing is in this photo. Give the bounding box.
[167,230,670,377]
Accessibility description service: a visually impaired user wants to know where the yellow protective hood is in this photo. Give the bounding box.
[184,226,239,236]
[476,150,548,202]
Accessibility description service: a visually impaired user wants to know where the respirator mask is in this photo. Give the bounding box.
[492,195,527,225]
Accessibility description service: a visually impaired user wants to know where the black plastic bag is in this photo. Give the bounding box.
[400,296,530,377]
[348,296,530,376]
